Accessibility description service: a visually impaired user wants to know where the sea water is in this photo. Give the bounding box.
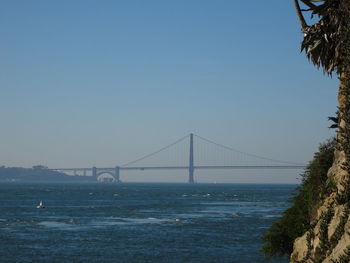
[0,183,294,262]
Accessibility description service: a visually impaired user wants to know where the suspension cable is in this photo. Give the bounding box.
[121,134,190,167]
[194,134,305,166]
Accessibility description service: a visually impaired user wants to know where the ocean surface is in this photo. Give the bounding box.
[0,183,295,263]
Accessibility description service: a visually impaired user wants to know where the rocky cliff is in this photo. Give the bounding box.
[291,149,350,262]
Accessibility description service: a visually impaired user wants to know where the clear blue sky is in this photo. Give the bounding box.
[0,0,337,183]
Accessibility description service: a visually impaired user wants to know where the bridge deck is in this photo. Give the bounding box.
[50,165,306,172]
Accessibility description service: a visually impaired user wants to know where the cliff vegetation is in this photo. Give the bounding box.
[261,138,336,258]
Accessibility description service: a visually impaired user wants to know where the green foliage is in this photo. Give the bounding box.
[318,208,334,262]
[261,199,309,257]
[261,138,336,257]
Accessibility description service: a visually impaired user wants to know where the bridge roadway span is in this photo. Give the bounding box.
[50,133,306,183]
[50,165,306,183]
[51,165,306,171]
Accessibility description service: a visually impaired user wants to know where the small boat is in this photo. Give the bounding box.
[37,201,45,209]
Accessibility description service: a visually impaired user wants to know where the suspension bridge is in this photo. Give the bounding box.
[50,133,306,183]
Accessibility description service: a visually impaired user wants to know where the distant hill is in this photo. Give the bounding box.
[0,166,94,182]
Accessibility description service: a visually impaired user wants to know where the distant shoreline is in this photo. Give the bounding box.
[0,166,94,183]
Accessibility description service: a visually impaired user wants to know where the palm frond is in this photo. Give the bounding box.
[296,0,344,75]
[328,111,339,129]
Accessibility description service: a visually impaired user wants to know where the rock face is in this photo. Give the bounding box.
[290,149,350,263]
[290,0,350,261]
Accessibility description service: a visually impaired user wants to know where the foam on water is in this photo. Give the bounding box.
[38,221,75,229]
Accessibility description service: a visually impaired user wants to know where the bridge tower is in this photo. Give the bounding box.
[189,133,194,183]
[92,166,97,178]
[115,166,120,183]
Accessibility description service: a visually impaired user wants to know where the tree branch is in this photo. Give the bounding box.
[294,0,308,29]
[300,0,318,10]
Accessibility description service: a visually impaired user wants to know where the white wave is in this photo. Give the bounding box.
[38,221,75,229]
[89,217,173,227]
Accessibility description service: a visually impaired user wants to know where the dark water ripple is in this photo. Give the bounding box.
[0,183,294,262]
